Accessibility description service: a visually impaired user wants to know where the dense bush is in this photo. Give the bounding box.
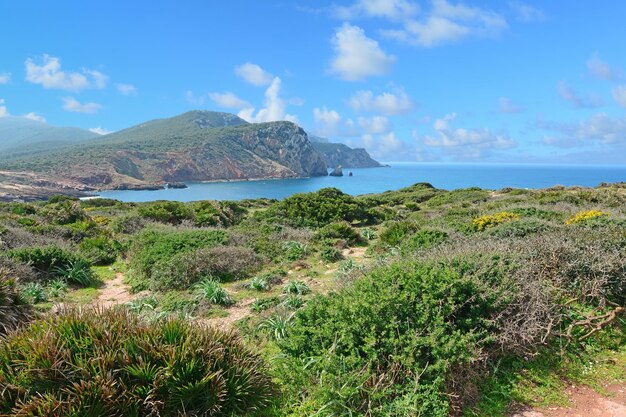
[278,261,506,416]
[148,246,261,291]
[264,188,378,227]
[192,200,247,227]
[137,201,193,224]
[79,236,120,265]
[314,221,363,246]
[486,219,548,238]
[400,229,448,252]
[128,228,228,288]
[8,246,91,283]
[0,308,274,416]
[379,220,419,246]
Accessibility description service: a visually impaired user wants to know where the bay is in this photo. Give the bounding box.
[95,162,626,202]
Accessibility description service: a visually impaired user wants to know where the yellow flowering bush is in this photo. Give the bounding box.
[92,215,110,226]
[565,209,609,225]
[473,211,520,231]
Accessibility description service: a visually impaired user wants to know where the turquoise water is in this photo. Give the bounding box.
[96,162,626,202]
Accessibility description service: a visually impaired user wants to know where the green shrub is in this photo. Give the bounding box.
[314,221,364,246]
[148,246,261,291]
[487,219,548,238]
[278,261,505,416]
[320,246,343,263]
[280,294,305,310]
[40,200,88,225]
[264,188,378,228]
[0,308,274,416]
[400,229,448,252]
[127,228,228,289]
[79,236,120,265]
[137,201,193,224]
[379,221,419,246]
[9,246,89,282]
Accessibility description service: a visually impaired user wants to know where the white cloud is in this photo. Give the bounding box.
[417,112,515,159]
[508,1,544,22]
[347,87,414,115]
[334,0,419,20]
[0,73,10,84]
[329,23,396,81]
[498,97,524,113]
[381,0,507,47]
[25,55,107,91]
[538,113,626,147]
[23,112,46,122]
[0,99,7,117]
[62,97,102,114]
[235,62,273,87]
[89,126,113,135]
[557,81,603,109]
[612,85,626,109]
[358,115,392,134]
[185,90,205,106]
[313,106,343,137]
[208,91,251,109]
[587,53,619,81]
[85,70,108,89]
[237,77,298,124]
[116,83,138,96]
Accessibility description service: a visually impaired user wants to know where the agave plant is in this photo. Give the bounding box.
[283,280,311,296]
[22,282,47,304]
[248,275,271,292]
[52,260,97,287]
[258,311,294,340]
[46,278,68,299]
[195,278,233,306]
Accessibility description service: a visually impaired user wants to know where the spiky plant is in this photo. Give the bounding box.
[21,282,47,304]
[0,271,33,335]
[248,275,271,292]
[52,259,97,287]
[280,294,305,310]
[258,311,294,340]
[195,278,233,306]
[0,308,275,416]
[282,280,311,296]
[47,278,68,299]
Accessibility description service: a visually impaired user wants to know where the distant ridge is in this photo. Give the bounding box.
[309,136,383,168]
[0,111,328,198]
[0,116,99,158]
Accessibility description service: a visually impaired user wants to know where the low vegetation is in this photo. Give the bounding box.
[0,183,625,416]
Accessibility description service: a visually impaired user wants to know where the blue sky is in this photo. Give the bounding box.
[1,1,626,163]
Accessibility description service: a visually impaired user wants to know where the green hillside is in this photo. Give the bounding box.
[0,111,328,191]
[0,116,99,159]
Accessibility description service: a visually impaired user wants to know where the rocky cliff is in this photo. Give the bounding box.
[310,141,383,168]
[0,111,328,196]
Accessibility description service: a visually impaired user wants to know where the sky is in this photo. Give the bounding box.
[1,0,626,163]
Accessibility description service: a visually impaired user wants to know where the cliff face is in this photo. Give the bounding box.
[310,142,383,169]
[0,111,329,193]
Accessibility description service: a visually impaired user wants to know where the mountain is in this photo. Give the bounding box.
[309,138,383,168]
[0,116,99,159]
[0,111,328,198]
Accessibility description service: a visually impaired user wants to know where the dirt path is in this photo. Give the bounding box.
[94,272,136,308]
[199,298,255,329]
[512,384,626,417]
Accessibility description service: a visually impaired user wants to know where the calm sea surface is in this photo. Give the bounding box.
[96,163,626,202]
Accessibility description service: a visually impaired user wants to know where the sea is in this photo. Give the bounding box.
[95,162,626,202]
